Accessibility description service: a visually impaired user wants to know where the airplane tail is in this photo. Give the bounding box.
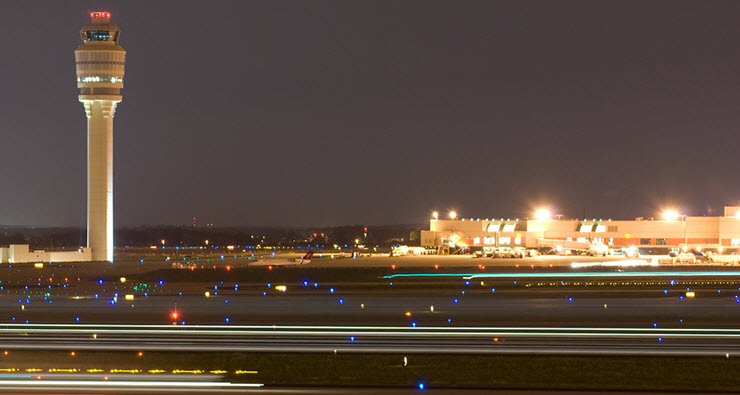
[303,251,314,260]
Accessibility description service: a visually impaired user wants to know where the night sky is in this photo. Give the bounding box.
[2,1,740,227]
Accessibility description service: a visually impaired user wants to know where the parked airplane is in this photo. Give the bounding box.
[250,251,314,267]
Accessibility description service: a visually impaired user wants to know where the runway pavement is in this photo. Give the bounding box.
[1,323,739,357]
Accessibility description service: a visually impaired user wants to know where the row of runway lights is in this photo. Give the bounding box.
[6,272,740,331]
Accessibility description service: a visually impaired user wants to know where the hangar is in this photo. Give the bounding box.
[421,206,740,253]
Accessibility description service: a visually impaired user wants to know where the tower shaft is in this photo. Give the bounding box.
[83,99,118,262]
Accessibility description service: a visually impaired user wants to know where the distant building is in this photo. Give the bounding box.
[0,245,91,263]
[421,206,740,252]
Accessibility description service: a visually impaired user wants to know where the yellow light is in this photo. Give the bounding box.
[449,211,457,219]
[34,263,43,268]
[204,291,210,297]
[235,370,258,374]
[120,277,126,283]
[275,285,287,292]
[125,294,134,301]
[161,239,166,245]
[663,210,679,221]
[534,209,550,221]
[686,291,695,297]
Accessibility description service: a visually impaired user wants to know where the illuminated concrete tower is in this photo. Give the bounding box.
[75,12,126,262]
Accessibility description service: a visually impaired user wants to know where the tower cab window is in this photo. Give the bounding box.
[84,31,111,41]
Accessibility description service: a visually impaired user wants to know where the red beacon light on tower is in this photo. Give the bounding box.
[90,11,111,19]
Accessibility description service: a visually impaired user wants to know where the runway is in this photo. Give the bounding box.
[1,323,739,356]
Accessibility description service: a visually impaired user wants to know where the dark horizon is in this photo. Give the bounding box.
[2,1,740,228]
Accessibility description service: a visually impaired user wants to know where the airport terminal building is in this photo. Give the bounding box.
[421,206,740,252]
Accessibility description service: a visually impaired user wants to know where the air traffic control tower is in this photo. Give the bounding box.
[75,12,126,262]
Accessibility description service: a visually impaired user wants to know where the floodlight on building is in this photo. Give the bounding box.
[663,210,679,221]
[534,209,550,221]
[449,211,457,220]
[432,211,439,220]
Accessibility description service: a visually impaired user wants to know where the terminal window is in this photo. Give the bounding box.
[640,238,652,245]
[656,238,667,245]
[608,226,618,232]
[595,225,606,233]
[732,239,740,247]
[514,237,521,245]
[499,237,511,245]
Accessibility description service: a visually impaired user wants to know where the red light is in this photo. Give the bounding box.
[268,265,273,271]
[171,312,178,320]
[391,264,396,270]
[226,266,231,271]
[90,11,111,19]
[434,264,439,269]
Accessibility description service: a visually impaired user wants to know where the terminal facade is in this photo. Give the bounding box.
[421,206,740,252]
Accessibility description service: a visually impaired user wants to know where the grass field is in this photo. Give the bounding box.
[2,350,739,391]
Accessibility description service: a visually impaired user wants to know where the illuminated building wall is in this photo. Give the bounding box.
[422,206,740,250]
